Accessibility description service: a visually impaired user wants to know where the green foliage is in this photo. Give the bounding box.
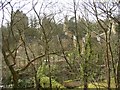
[37,62,51,76]
[37,65,65,88]
[18,77,34,88]
[84,33,91,58]
[39,76,65,88]
[64,80,73,83]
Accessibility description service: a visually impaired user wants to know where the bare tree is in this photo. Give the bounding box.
[83,0,120,89]
[1,1,60,89]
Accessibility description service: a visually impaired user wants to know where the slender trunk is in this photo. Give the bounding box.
[105,32,111,90]
[83,60,88,90]
[32,63,42,90]
[108,41,117,88]
[34,72,42,90]
[84,43,88,90]
[12,72,19,89]
[2,48,19,89]
[108,23,117,88]
[83,33,91,90]
[46,45,52,89]
[45,34,52,90]
[117,24,120,90]
[48,55,52,90]
[73,0,81,55]
[33,63,42,90]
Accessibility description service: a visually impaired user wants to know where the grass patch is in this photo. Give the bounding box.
[79,78,116,88]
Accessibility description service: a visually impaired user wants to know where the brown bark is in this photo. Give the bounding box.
[83,62,88,90]
[2,48,19,89]
[108,23,117,88]
[105,32,111,90]
[116,2,120,88]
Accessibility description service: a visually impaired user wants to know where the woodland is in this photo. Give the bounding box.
[0,0,120,90]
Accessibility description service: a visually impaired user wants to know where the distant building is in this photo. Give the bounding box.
[81,19,117,54]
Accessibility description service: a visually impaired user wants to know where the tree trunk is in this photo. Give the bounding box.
[2,48,19,89]
[83,61,88,90]
[117,24,120,90]
[105,32,111,90]
[12,72,19,89]
[35,74,42,90]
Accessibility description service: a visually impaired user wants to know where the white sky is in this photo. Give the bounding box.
[0,0,119,25]
[0,0,85,25]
